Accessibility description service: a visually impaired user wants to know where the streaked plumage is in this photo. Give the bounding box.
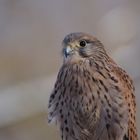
[48,32,138,140]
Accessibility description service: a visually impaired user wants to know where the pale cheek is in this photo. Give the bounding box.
[63,53,84,64]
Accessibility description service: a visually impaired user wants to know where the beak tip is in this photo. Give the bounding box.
[64,46,72,57]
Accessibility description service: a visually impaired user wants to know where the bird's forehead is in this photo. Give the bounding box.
[63,32,96,45]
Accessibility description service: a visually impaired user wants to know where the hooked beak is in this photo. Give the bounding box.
[64,46,73,58]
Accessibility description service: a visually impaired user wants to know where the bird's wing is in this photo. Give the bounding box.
[76,63,137,140]
[113,66,138,140]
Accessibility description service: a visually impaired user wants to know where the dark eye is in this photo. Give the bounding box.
[79,40,86,47]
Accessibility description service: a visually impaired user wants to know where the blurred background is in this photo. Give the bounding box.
[0,0,140,140]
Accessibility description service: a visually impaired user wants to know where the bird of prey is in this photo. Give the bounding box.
[48,32,138,140]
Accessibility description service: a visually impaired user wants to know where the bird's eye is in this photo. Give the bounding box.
[79,40,86,47]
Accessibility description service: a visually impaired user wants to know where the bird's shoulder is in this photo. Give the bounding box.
[107,59,135,92]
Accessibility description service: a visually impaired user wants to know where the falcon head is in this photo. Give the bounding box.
[62,32,107,62]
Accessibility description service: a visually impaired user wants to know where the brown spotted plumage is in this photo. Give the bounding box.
[48,32,138,140]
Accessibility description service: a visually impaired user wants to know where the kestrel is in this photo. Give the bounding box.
[48,32,138,140]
